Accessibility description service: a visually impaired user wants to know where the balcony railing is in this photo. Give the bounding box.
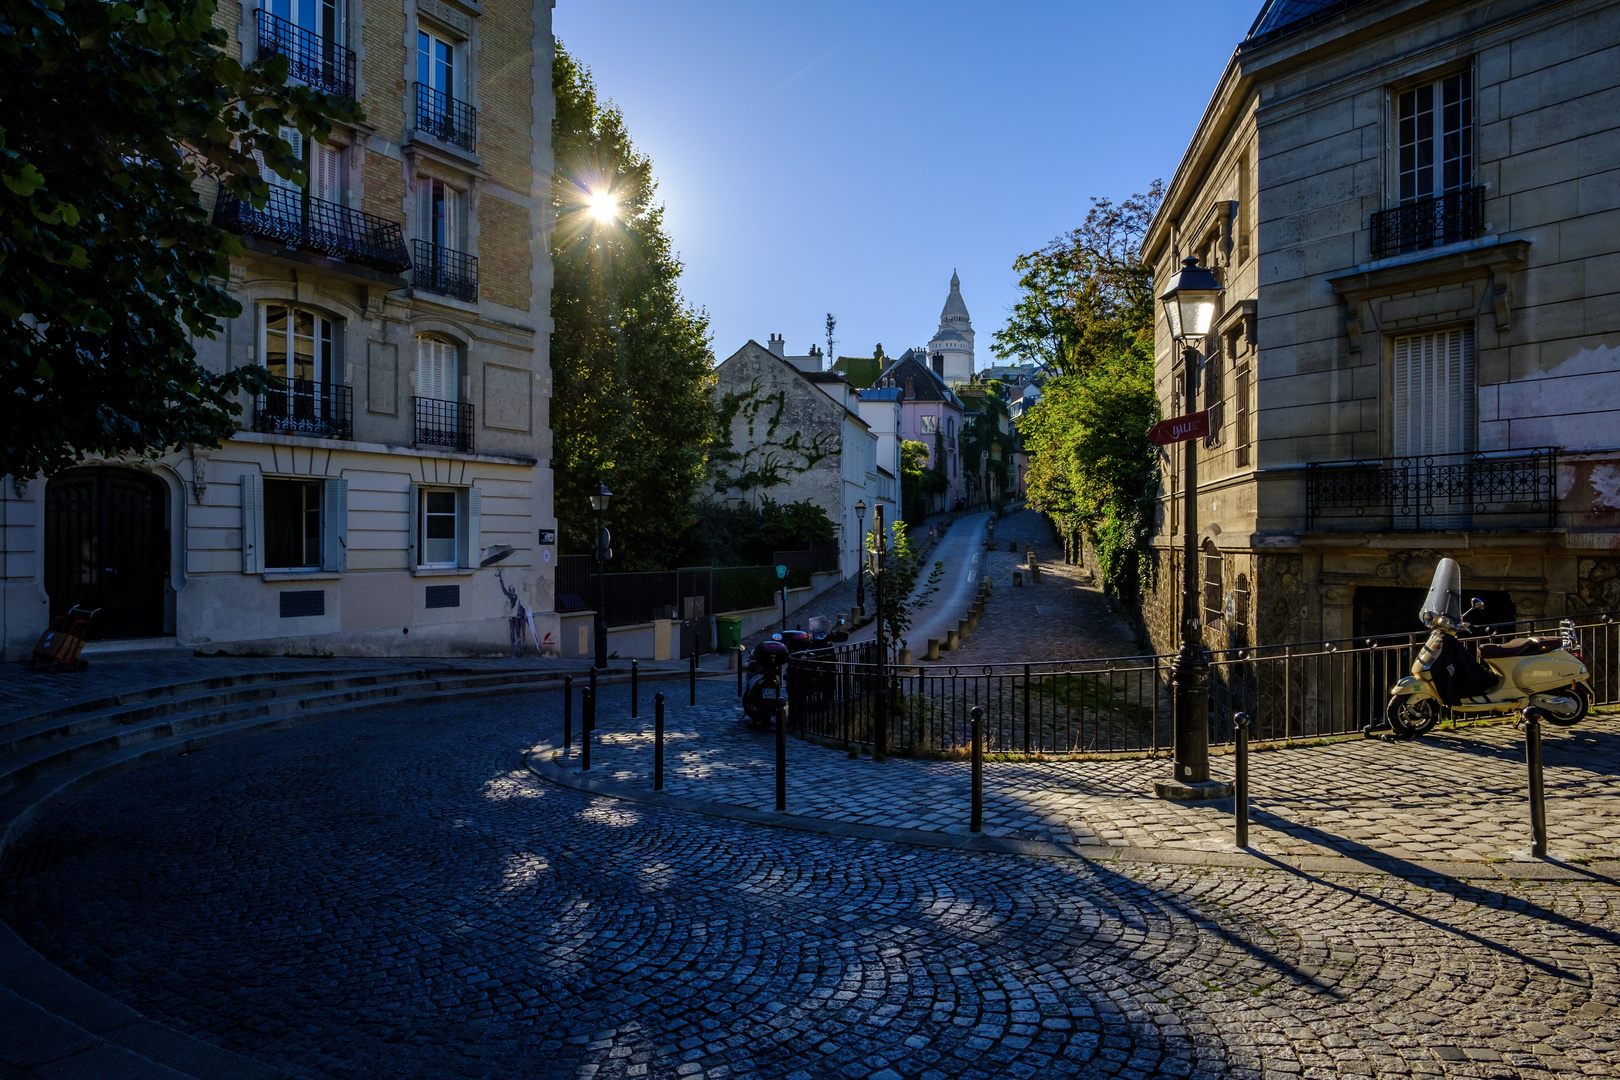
[1306,447,1558,531]
[415,83,477,152]
[214,185,412,275]
[412,239,479,303]
[1370,185,1486,259]
[414,396,474,451]
[255,9,355,100]
[254,379,354,441]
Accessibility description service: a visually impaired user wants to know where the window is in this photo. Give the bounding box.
[1204,342,1225,448]
[1398,71,1471,203]
[263,304,334,388]
[417,28,460,100]
[1235,364,1252,468]
[268,0,341,44]
[415,27,474,150]
[418,178,462,251]
[416,336,458,401]
[1393,327,1475,458]
[265,479,323,569]
[1202,541,1223,623]
[255,304,351,439]
[257,127,343,203]
[919,414,938,434]
[408,485,482,569]
[240,474,347,573]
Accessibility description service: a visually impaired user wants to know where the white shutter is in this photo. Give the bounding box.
[459,486,482,568]
[416,337,455,402]
[407,484,420,568]
[443,186,461,251]
[1392,328,1474,458]
[321,478,349,572]
[313,143,342,204]
[263,126,303,191]
[241,473,263,574]
[418,177,435,245]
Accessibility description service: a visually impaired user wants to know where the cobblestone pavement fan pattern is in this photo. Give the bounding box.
[576,700,1620,863]
[4,683,1620,1080]
[947,509,1143,665]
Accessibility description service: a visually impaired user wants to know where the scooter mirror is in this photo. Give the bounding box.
[1470,597,1486,611]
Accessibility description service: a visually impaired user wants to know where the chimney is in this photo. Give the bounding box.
[767,333,785,358]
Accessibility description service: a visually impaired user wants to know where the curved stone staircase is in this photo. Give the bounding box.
[0,660,578,1079]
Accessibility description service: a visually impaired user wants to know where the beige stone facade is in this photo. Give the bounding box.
[1141,0,1620,657]
[0,0,558,658]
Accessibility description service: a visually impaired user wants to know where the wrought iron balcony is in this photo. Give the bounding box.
[255,9,355,100]
[254,379,354,441]
[1306,447,1558,531]
[214,185,412,275]
[1370,185,1486,259]
[415,396,474,451]
[412,239,478,303]
[415,83,477,152]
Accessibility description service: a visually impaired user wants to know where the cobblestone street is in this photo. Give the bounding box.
[4,680,1620,1079]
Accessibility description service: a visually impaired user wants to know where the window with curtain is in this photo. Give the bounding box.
[263,305,335,388]
[418,177,462,251]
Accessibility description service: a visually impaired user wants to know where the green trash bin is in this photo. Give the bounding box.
[716,616,743,651]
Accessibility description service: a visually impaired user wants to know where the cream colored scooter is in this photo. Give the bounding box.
[1385,559,1591,737]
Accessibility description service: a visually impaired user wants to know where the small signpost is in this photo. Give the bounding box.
[777,564,788,630]
[1148,410,1210,446]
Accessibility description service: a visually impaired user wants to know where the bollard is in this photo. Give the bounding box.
[563,674,573,751]
[775,698,787,812]
[581,687,594,771]
[899,647,912,666]
[654,692,665,791]
[1234,712,1251,848]
[1013,570,1023,587]
[589,667,599,720]
[631,659,639,719]
[926,639,941,661]
[1524,705,1548,858]
[737,646,745,696]
[689,650,698,706]
[945,628,960,651]
[970,706,984,833]
[958,618,970,642]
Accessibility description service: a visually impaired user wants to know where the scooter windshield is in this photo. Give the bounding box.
[1422,558,1463,624]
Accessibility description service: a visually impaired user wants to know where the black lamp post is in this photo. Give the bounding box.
[872,503,887,758]
[589,481,611,671]
[1153,256,1232,801]
[854,499,867,612]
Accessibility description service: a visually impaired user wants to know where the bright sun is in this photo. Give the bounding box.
[586,191,619,223]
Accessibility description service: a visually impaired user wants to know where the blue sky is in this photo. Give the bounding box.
[553,1,1263,368]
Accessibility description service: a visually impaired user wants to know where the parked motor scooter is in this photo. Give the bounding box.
[1382,557,1592,737]
[742,639,790,728]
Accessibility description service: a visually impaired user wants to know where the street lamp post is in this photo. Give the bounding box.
[1153,257,1233,801]
[589,482,612,671]
[871,503,887,758]
[854,500,867,613]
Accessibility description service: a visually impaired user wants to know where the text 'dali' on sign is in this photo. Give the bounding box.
[1147,410,1210,446]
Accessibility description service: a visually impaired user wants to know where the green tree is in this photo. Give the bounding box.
[871,520,942,661]
[899,438,945,525]
[551,44,715,570]
[1,0,359,480]
[991,182,1163,378]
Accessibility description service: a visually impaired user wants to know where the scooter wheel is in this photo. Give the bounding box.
[1387,693,1441,737]
[1540,684,1590,727]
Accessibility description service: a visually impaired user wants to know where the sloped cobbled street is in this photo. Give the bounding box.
[5,676,1620,1080]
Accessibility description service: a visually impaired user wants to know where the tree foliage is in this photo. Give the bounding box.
[677,498,836,568]
[899,438,945,525]
[1,0,358,480]
[551,45,715,571]
[958,385,1012,511]
[991,182,1163,378]
[1004,185,1165,599]
[871,520,942,660]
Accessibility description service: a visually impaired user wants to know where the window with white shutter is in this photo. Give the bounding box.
[1392,328,1475,458]
[415,335,458,403]
[417,178,462,250]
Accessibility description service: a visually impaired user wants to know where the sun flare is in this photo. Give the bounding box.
[586,190,619,223]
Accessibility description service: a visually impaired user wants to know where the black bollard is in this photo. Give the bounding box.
[563,675,573,751]
[970,706,984,833]
[1524,705,1547,858]
[654,692,665,791]
[1234,711,1251,848]
[581,687,594,771]
[775,698,787,813]
[631,659,639,719]
[689,649,697,706]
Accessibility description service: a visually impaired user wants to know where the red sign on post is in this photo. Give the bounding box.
[1147,411,1210,446]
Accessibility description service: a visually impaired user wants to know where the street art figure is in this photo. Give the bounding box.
[496,569,541,658]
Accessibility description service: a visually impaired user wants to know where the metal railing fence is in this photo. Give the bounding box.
[1306,447,1558,531]
[255,9,355,99]
[413,395,473,451]
[789,611,1620,756]
[1369,185,1485,259]
[253,378,353,441]
[412,240,479,303]
[214,185,412,274]
[415,82,477,151]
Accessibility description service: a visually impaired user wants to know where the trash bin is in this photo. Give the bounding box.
[716,616,743,651]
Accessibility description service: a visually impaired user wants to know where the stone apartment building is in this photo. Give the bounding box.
[1141,0,1620,657]
[712,339,882,579]
[0,0,558,659]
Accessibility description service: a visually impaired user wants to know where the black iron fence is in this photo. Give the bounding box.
[415,82,477,151]
[412,240,478,302]
[253,379,353,440]
[554,557,828,629]
[1306,447,1558,531]
[255,9,355,100]
[789,611,1620,756]
[1369,185,1485,259]
[214,185,412,274]
[414,396,473,451]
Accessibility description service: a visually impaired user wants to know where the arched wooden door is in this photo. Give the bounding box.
[45,468,169,639]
